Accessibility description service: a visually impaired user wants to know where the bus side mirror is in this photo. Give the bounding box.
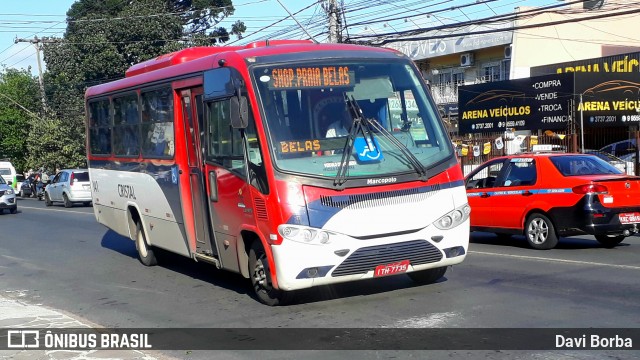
[230,96,248,129]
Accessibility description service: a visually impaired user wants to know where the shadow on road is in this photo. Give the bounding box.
[99,229,448,305]
[470,231,631,250]
[100,229,250,297]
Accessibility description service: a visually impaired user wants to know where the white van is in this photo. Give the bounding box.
[0,161,17,187]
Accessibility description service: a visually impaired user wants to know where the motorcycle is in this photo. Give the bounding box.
[36,179,50,201]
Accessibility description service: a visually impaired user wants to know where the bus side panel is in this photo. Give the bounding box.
[89,164,191,257]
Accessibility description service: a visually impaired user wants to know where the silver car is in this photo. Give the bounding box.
[44,169,92,208]
[0,176,17,214]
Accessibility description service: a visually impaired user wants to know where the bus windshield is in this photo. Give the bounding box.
[252,59,452,180]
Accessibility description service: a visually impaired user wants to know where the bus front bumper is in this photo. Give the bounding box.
[271,221,469,291]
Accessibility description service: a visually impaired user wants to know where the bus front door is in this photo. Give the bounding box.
[180,89,217,257]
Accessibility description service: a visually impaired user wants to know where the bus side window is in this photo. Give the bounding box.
[141,87,174,158]
[113,94,140,157]
[88,99,112,155]
[206,98,268,194]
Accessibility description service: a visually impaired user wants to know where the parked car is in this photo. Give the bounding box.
[44,169,92,208]
[18,178,32,197]
[599,138,637,163]
[584,150,629,174]
[0,175,17,214]
[465,152,639,249]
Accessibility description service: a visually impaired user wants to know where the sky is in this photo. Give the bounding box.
[0,0,558,75]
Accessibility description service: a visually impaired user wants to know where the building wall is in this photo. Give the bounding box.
[511,1,640,79]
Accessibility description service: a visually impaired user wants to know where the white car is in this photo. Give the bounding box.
[0,175,17,214]
[44,169,92,208]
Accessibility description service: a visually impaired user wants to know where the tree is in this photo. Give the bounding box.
[0,68,42,172]
[39,0,246,171]
[25,116,86,172]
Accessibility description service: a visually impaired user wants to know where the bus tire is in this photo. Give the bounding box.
[408,266,447,284]
[135,222,157,266]
[249,241,292,306]
[525,212,558,250]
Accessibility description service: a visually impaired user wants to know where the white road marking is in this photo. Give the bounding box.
[469,250,640,270]
[392,312,460,328]
[18,205,94,215]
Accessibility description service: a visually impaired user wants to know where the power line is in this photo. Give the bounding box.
[371,5,640,45]
[346,0,587,42]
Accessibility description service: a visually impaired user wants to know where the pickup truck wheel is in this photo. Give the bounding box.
[63,193,73,208]
[44,193,52,207]
[525,213,558,250]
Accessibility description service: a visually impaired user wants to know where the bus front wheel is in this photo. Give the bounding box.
[249,241,291,306]
[135,222,158,266]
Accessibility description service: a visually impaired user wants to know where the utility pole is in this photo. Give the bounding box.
[14,36,49,112]
[324,0,342,43]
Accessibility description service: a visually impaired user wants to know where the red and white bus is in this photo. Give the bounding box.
[85,40,470,305]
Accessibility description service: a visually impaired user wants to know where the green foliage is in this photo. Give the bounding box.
[0,68,42,172]
[36,0,246,172]
[25,116,86,173]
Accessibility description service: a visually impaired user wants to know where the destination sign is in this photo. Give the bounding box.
[267,66,354,89]
[458,73,574,134]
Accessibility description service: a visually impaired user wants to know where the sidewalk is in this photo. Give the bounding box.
[0,293,162,360]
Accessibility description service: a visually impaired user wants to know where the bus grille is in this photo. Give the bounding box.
[331,240,442,277]
[319,185,439,209]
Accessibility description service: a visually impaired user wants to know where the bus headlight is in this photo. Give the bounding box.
[433,204,470,230]
[278,225,332,245]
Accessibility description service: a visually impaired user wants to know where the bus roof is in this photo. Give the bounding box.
[85,40,399,98]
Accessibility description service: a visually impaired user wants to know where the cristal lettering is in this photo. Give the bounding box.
[117,184,137,200]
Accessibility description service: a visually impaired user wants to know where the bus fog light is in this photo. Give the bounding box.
[307,268,318,277]
[444,246,466,258]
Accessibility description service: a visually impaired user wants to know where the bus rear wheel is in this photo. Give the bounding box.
[249,241,291,306]
[135,222,157,266]
[408,266,447,284]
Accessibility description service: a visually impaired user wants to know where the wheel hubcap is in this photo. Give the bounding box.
[253,261,267,287]
[528,218,548,245]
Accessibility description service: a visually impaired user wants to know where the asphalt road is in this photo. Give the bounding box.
[1,197,639,359]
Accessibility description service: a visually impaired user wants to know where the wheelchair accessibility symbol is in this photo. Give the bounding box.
[354,137,384,162]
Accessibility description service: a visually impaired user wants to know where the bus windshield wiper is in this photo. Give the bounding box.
[365,114,428,181]
[333,95,369,189]
[334,95,427,186]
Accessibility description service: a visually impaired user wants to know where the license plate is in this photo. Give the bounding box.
[374,260,410,277]
[619,212,640,224]
[83,185,90,189]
